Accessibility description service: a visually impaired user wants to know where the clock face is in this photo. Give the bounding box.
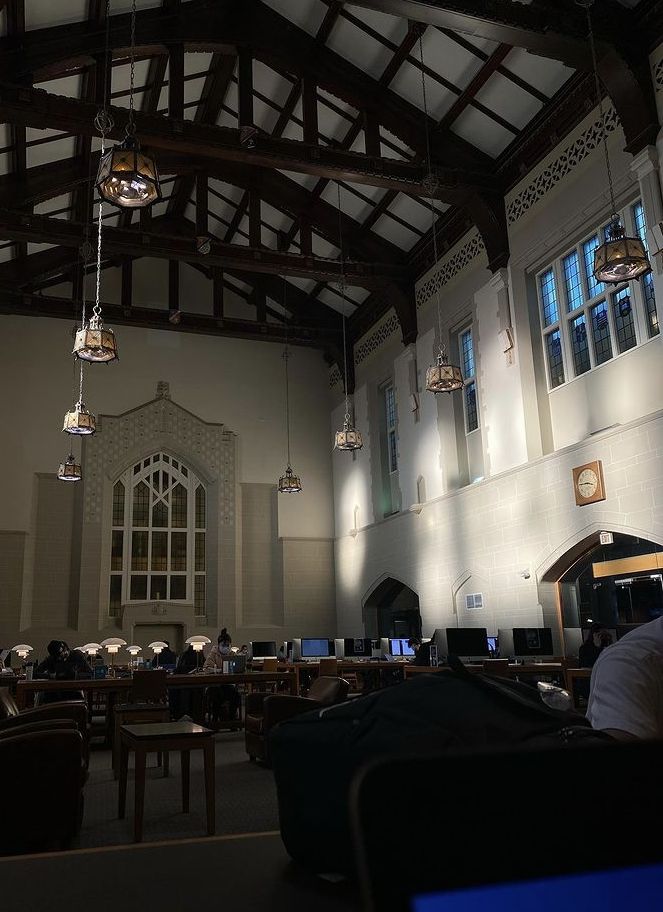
[577,468,599,498]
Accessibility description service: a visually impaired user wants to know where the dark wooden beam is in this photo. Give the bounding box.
[168,42,184,120]
[237,47,254,129]
[0,209,409,287]
[121,256,132,315]
[302,78,319,146]
[195,171,208,235]
[248,191,261,248]
[0,287,337,348]
[212,266,224,321]
[0,84,491,203]
[169,259,180,318]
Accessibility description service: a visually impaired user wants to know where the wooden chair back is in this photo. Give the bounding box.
[130,669,168,704]
[318,658,338,677]
[261,658,278,673]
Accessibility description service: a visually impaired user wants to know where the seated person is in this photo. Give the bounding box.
[203,633,240,721]
[151,641,178,668]
[170,646,199,719]
[579,623,612,668]
[35,640,92,704]
[408,637,435,667]
[587,615,663,740]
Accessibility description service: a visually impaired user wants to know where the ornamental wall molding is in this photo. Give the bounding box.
[415,230,486,310]
[354,310,401,366]
[82,384,236,526]
[329,364,341,389]
[506,105,620,225]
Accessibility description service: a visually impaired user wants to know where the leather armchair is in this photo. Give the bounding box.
[0,725,86,855]
[245,676,349,763]
[0,688,90,764]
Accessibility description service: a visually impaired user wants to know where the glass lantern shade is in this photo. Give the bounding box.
[278,465,302,494]
[334,420,363,451]
[73,315,118,363]
[96,136,161,209]
[425,350,464,394]
[593,220,651,284]
[63,401,96,435]
[58,454,82,482]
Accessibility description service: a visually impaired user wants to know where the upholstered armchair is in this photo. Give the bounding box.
[245,676,349,763]
[0,687,90,764]
[0,722,86,854]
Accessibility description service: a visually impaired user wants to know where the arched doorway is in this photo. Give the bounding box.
[541,531,663,654]
[362,577,421,639]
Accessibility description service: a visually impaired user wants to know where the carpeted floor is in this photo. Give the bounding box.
[74,732,280,848]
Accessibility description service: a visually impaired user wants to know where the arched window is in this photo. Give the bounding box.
[109,453,206,618]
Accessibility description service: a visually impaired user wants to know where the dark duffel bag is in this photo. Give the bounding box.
[270,664,609,876]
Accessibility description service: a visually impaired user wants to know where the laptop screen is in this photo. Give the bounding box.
[412,863,663,912]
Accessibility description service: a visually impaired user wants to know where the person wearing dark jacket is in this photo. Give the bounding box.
[35,640,91,704]
[151,641,178,668]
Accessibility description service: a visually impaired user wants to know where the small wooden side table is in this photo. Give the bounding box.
[118,721,215,843]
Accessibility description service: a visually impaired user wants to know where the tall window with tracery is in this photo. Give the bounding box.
[109,453,206,618]
[537,200,657,391]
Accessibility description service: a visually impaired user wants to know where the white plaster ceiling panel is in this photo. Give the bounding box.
[34,193,72,219]
[388,193,448,234]
[312,233,339,259]
[318,101,352,147]
[326,17,394,79]
[321,182,372,223]
[279,169,318,192]
[103,212,120,228]
[474,72,542,131]
[27,242,57,256]
[341,284,365,304]
[261,202,293,235]
[345,5,407,45]
[236,214,251,245]
[183,201,197,223]
[380,125,415,159]
[217,81,238,128]
[224,289,256,322]
[0,245,13,263]
[380,137,409,161]
[288,275,318,294]
[0,8,6,37]
[0,152,11,177]
[254,61,291,110]
[451,31,500,56]
[184,75,206,107]
[371,212,420,250]
[209,180,244,206]
[451,106,514,158]
[39,74,82,98]
[390,61,455,121]
[109,0,163,13]
[422,27,485,91]
[26,133,76,168]
[502,48,574,98]
[111,59,151,108]
[26,0,87,30]
[318,87,358,121]
[261,0,326,37]
[184,52,213,78]
[253,97,281,135]
[282,115,304,143]
[156,86,169,115]
[149,200,169,220]
[317,286,355,317]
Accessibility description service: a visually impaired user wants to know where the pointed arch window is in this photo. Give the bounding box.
[109,453,206,618]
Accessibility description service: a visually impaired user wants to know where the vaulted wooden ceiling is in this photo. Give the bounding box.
[0,0,659,385]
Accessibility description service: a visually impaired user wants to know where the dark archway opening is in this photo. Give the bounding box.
[363,578,421,639]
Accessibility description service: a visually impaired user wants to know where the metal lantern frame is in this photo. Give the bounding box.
[278,465,303,494]
[593,217,651,285]
[335,417,363,451]
[58,453,82,482]
[425,348,464,395]
[63,399,96,435]
[96,134,161,210]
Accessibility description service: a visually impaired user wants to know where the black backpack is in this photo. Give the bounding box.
[270,665,609,875]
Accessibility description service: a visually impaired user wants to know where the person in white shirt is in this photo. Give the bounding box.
[586,616,663,740]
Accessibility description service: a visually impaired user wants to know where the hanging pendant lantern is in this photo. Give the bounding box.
[73,312,118,363]
[278,465,302,494]
[593,216,651,285]
[96,134,161,209]
[425,347,464,394]
[63,400,96,435]
[334,414,363,451]
[57,453,82,482]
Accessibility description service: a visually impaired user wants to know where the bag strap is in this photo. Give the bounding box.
[445,654,588,726]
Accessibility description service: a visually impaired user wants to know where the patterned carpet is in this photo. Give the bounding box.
[74,731,280,848]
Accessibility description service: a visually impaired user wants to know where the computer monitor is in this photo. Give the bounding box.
[389,637,415,657]
[300,637,332,659]
[445,627,489,659]
[335,638,372,659]
[249,640,278,660]
[486,635,498,656]
[512,627,553,658]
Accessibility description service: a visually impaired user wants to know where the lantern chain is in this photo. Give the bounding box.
[582,1,617,218]
[336,181,352,427]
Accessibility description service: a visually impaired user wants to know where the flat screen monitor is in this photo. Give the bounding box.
[250,640,278,660]
[340,638,372,658]
[445,627,489,658]
[389,637,415,657]
[512,627,553,657]
[300,637,331,658]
